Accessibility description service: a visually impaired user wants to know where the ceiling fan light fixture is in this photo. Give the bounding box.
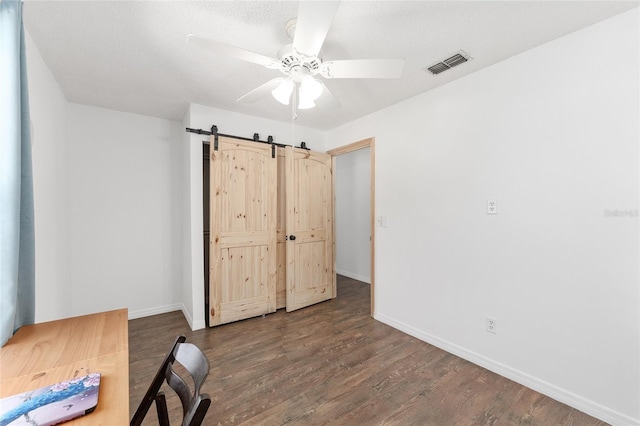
[298,97,316,110]
[300,76,323,101]
[272,79,294,105]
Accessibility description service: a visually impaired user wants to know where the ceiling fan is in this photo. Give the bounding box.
[188,1,405,111]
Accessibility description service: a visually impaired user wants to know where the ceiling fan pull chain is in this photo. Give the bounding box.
[291,88,297,147]
[291,86,298,121]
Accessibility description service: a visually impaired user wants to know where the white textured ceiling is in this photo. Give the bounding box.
[24,1,638,130]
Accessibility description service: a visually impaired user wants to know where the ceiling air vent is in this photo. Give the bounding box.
[426,50,471,75]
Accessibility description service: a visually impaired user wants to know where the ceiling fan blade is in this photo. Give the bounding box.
[321,59,405,79]
[293,1,340,57]
[187,34,280,69]
[314,82,340,109]
[237,78,285,103]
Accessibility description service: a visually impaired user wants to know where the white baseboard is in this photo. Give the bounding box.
[373,312,639,426]
[181,305,206,331]
[129,303,206,331]
[190,319,206,331]
[336,269,371,284]
[128,304,183,320]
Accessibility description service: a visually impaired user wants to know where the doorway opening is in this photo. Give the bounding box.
[328,138,375,316]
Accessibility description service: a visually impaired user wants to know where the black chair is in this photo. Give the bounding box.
[131,336,211,426]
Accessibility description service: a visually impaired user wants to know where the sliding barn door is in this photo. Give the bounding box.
[285,147,335,312]
[209,136,277,326]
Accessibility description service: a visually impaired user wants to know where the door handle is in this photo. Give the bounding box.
[288,235,296,241]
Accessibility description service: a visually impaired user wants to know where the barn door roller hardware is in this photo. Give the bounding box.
[186,125,310,155]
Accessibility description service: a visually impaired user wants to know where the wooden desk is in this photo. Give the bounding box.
[0,309,129,424]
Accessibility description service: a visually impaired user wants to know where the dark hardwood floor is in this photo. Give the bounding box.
[129,276,608,425]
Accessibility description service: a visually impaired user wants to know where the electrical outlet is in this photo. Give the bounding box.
[486,317,497,334]
[487,200,497,215]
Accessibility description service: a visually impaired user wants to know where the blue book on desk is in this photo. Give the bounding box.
[0,373,100,426]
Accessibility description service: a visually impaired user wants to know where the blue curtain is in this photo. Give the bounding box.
[0,0,35,347]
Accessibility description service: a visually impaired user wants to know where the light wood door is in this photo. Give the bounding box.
[209,136,277,326]
[285,147,335,312]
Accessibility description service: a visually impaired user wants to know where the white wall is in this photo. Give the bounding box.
[25,29,72,323]
[67,104,184,319]
[181,105,195,327]
[184,103,325,329]
[27,28,188,323]
[335,148,371,283]
[326,9,639,426]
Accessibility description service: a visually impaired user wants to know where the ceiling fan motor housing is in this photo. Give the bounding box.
[277,44,321,81]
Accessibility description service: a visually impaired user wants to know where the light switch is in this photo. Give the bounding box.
[487,200,497,215]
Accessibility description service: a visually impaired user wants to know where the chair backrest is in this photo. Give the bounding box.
[131,336,211,426]
[165,343,211,426]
